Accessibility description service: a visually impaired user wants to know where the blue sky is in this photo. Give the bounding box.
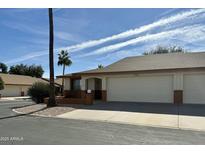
[0,8,205,77]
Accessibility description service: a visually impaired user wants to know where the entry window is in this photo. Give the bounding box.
[71,79,80,90]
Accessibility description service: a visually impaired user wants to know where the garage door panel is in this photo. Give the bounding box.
[107,75,173,103]
[184,74,205,104]
[107,78,137,102]
[0,85,30,97]
[0,85,20,97]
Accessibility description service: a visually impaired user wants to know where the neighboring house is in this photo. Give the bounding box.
[55,78,62,86]
[0,74,60,97]
[58,52,205,105]
[54,78,63,92]
[42,78,62,93]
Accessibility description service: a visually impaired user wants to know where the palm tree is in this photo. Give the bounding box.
[58,50,72,94]
[47,8,56,107]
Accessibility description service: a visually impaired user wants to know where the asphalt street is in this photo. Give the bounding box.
[0,101,205,144]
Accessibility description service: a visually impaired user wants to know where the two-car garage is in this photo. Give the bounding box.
[107,73,205,104]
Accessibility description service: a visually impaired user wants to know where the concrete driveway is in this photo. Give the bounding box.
[58,102,205,131]
[2,100,205,144]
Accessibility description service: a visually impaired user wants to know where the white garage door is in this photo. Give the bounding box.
[184,74,205,104]
[0,85,30,97]
[107,75,173,103]
[0,85,21,97]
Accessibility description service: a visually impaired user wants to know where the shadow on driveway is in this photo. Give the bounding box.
[59,101,205,117]
[0,105,47,120]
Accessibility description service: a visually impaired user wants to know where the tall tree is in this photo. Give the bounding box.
[47,8,56,107]
[143,45,186,55]
[58,50,72,94]
[9,64,27,75]
[98,64,104,69]
[9,64,44,78]
[0,62,8,73]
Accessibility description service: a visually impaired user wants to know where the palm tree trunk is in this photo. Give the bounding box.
[61,64,65,95]
[48,8,56,107]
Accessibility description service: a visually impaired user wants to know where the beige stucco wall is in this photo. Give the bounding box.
[63,71,205,104]
[173,73,183,90]
[81,76,106,91]
[0,85,30,97]
[64,78,70,90]
[87,78,95,90]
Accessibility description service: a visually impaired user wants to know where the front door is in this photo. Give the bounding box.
[94,90,102,100]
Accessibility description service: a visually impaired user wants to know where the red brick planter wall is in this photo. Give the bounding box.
[44,91,94,105]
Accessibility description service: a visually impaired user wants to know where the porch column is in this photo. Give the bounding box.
[63,78,71,97]
[173,73,183,105]
[64,78,71,90]
[102,77,107,102]
[80,78,86,98]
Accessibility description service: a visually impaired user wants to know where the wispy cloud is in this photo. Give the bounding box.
[2,20,82,43]
[4,9,205,64]
[2,21,47,36]
[78,25,205,57]
[6,50,50,64]
[63,8,205,52]
[55,31,83,43]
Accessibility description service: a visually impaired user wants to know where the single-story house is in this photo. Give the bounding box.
[55,78,63,86]
[0,73,61,97]
[58,52,205,105]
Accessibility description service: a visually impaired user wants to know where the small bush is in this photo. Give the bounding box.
[0,77,4,90]
[28,82,50,103]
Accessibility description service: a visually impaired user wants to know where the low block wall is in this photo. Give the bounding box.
[44,93,93,105]
[64,90,82,98]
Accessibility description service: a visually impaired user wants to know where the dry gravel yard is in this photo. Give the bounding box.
[14,104,75,117]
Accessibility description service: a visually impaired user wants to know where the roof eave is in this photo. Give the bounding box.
[59,67,205,77]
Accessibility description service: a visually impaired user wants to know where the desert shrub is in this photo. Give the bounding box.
[28,82,50,103]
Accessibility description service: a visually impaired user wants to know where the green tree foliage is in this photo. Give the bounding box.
[28,82,50,103]
[0,77,4,90]
[9,64,44,78]
[58,50,72,70]
[98,64,104,69]
[0,62,8,73]
[143,46,186,55]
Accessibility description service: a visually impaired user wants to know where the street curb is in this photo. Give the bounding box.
[12,108,205,133]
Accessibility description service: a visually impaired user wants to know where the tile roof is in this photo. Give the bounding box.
[63,52,205,76]
[0,73,49,86]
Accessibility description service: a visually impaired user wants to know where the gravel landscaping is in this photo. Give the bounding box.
[14,104,75,117]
